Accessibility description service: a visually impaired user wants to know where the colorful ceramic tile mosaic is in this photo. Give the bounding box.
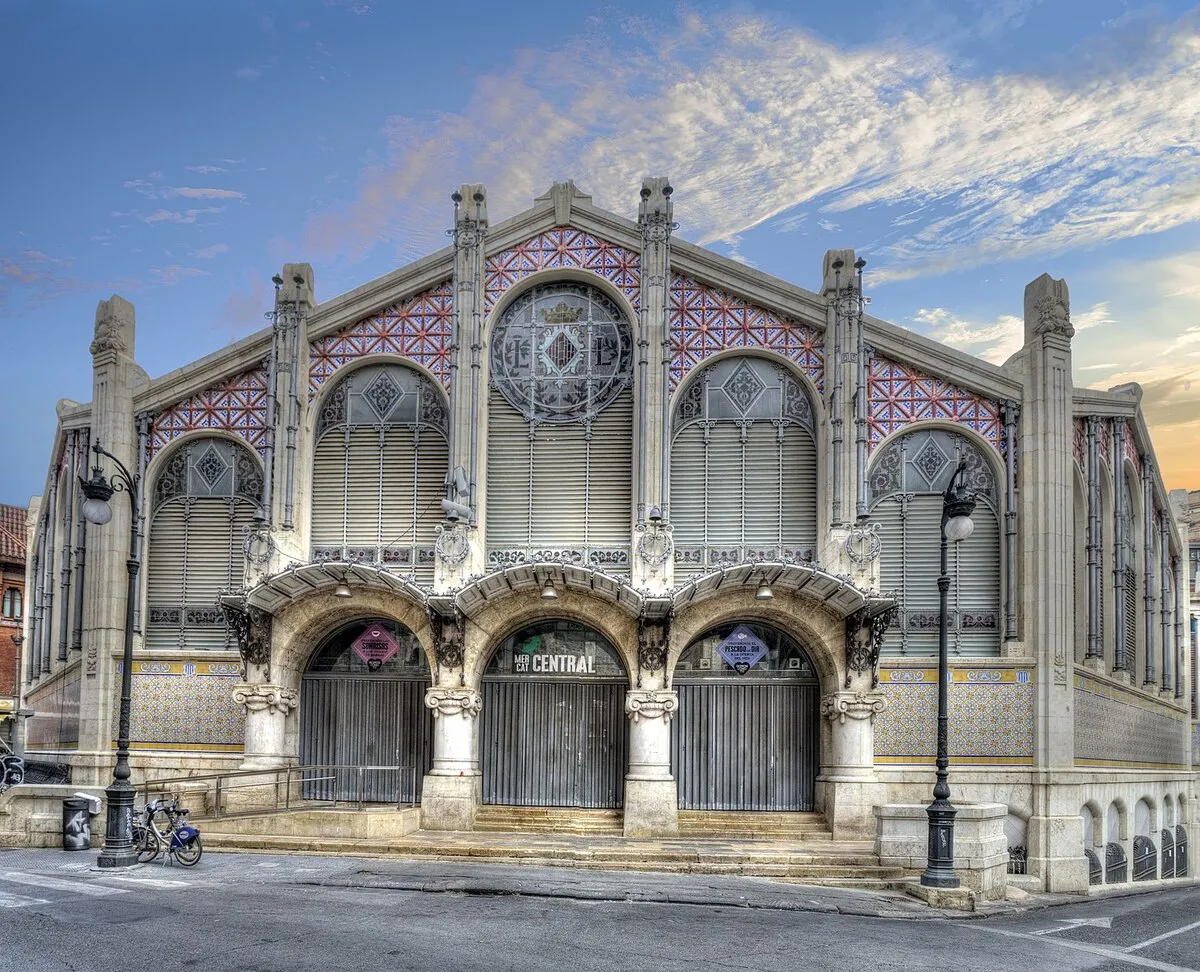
[1099,419,1111,465]
[484,228,641,312]
[866,356,1002,455]
[1123,420,1142,475]
[669,274,824,391]
[309,281,454,396]
[1073,417,1086,468]
[121,662,245,750]
[1074,675,1187,766]
[874,671,1034,760]
[149,366,269,460]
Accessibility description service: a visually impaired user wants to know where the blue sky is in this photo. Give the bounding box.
[2,0,1199,505]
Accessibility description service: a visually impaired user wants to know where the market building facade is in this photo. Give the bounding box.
[14,180,1196,892]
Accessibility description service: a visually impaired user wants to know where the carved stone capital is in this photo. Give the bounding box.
[232,683,297,715]
[625,690,678,723]
[425,688,482,719]
[820,691,887,724]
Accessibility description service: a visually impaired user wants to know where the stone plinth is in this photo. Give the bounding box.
[875,802,1009,900]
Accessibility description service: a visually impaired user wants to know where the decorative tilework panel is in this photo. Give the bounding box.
[24,671,80,751]
[149,366,269,461]
[867,356,1003,455]
[484,229,640,312]
[1073,417,1086,469]
[116,659,244,749]
[1074,676,1187,766]
[1123,419,1141,475]
[669,274,824,391]
[1099,420,1111,466]
[874,676,1034,759]
[309,282,454,396]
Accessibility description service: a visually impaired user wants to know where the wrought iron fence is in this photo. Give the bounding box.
[1105,842,1127,883]
[1161,828,1175,879]
[1085,848,1103,886]
[1007,845,1027,875]
[1132,835,1157,881]
[1176,825,1188,877]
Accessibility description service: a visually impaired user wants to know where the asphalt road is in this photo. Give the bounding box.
[2,849,1198,972]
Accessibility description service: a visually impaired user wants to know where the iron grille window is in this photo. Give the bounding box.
[310,363,448,584]
[868,429,1001,657]
[146,437,263,651]
[669,356,817,578]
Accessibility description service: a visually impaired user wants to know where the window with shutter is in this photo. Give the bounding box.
[309,362,448,585]
[485,283,634,574]
[669,356,817,579]
[867,428,1001,657]
[146,438,263,651]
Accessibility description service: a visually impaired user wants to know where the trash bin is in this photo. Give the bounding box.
[62,797,91,851]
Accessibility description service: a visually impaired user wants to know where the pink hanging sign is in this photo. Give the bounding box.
[352,625,399,671]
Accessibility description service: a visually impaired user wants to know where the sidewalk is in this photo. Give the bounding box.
[0,845,1095,920]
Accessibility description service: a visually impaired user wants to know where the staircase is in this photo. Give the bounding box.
[473,806,623,835]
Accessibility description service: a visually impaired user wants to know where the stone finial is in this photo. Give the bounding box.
[1108,381,1143,403]
[1023,273,1073,344]
[535,180,591,224]
[90,295,135,358]
[280,263,315,307]
[455,183,489,228]
[639,176,674,245]
[1168,488,1189,520]
[821,249,856,296]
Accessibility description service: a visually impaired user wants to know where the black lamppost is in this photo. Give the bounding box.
[78,439,141,869]
[920,455,977,889]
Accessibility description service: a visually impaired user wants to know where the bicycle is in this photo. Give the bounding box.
[0,737,24,793]
[132,797,203,866]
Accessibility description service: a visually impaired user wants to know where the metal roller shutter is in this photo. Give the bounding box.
[146,501,188,651]
[582,390,633,546]
[310,433,348,552]
[485,388,534,547]
[668,427,707,575]
[952,503,1001,657]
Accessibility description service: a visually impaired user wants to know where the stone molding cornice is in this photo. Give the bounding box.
[232,683,297,715]
[425,688,483,719]
[820,690,887,724]
[625,690,678,723]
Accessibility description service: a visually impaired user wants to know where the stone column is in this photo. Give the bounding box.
[820,250,860,567]
[819,688,888,839]
[76,296,139,784]
[232,683,297,769]
[623,689,678,836]
[1015,273,1088,891]
[421,687,482,831]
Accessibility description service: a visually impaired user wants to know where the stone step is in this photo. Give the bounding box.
[473,807,624,835]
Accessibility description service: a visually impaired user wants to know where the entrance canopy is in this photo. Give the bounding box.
[671,562,894,620]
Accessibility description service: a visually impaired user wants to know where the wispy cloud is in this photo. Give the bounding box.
[185,164,228,175]
[173,187,245,200]
[192,242,229,259]
[150,265,209,286]
[911,300,1114,365]
[144,207,224,224]
[125,179,245,202]
[236,66,263,81]
[303,9,1200,284]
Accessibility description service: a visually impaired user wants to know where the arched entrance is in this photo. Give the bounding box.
[671,621,819,811]
[299,618,432,803]
[481,620,628,808]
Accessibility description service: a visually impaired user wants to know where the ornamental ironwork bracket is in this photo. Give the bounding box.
[636,614,671,687]
[427,605,467,684]
[220,596,273,681]
[844,601,898,688]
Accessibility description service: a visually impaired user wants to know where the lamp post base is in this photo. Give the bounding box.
[919,799,959,888]
[96,780,137,869]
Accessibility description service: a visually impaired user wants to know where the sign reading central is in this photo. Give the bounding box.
[352,624,400,671]
[717,624,768,674]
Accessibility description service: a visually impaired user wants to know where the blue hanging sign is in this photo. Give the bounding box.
[717,624,767,675]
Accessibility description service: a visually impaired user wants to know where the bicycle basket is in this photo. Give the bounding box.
[170,824,200,849]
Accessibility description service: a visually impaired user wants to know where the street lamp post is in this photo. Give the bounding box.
[78,439,141,869]
[920,455,977,889]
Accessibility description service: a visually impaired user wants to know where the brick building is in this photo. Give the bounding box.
[0,503,28,745]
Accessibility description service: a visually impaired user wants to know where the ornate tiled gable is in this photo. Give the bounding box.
[484,228,641,312]
[669,274,824,390]
[866,355,1003,455]
[309,281,453,396]
[149,366,269,460]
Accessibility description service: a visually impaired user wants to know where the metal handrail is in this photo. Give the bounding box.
[139,763,418,820]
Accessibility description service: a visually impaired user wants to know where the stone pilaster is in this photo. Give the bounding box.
[420,687,482,831]
[1015,273,1088,891]
[623,689,678,836]
[437,185,488,590]
[820,250,859,568]
[76,296,139,783]
[633,177,675,592]
[819,687,888,839]
[232,683,297,769]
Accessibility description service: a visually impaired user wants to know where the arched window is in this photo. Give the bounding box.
[1,587,21,620]
[868,428,1001,657]
[1120,465,1140,676]
[485,283,633,573]
[310,362,448,585]
[670,356,817,579]
[1073,470,1087,664]
[146,437,263,651]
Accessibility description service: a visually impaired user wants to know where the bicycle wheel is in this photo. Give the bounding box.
[132,824,159,864]
[173,833,202,867]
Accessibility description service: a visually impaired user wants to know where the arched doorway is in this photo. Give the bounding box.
[671,621,819,811]
[299,619,432,803]
[481,620,628,808]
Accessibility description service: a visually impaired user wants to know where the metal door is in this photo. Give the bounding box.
[481,678,627,808]
[300,675,432,803]
[672,682,818,810]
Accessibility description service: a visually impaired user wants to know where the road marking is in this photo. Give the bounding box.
[1030,916,1115,935]
[97,875,190,889]
[1124,919,1200,954]
[1,871,131,897]
[972,923,1199,972]
[0,891,49,908]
